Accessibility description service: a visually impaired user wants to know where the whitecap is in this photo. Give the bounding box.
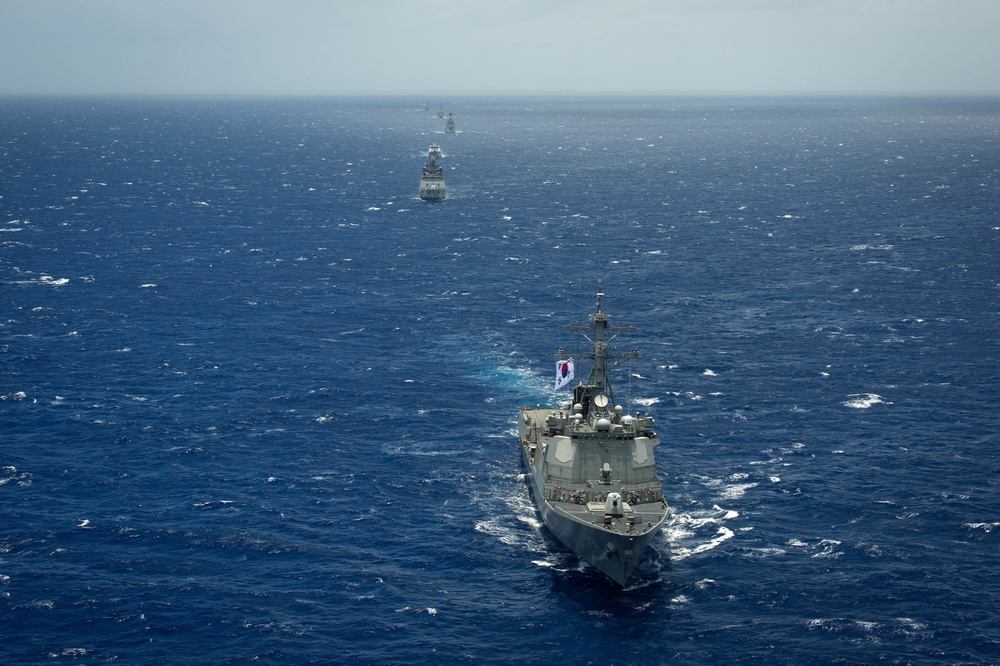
[896,617,928,631]
[719,482,757,500]
[851,243,894,251]
[745,546,787,558]
[395,606,439,616]
[811,539,843,559]
[672,526,734,560]
[702,368,717,376]
[843,393,891,409]
[39,276,70,286]
[50,649,89,658]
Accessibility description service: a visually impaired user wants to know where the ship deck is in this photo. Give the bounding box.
[550,498,666,536]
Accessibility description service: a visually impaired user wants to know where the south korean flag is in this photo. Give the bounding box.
[555,359,575,390]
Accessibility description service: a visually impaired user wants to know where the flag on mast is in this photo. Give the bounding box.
[555,359,575,390]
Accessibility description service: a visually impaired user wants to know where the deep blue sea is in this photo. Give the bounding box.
[2,96,999,664]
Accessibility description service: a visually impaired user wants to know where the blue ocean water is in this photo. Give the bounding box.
[1,95,999,664]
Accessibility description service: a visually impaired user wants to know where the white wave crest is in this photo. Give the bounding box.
[843,393,892,409]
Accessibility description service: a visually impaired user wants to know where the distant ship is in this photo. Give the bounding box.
[445,113,456,133]
[418,142,446,201]
[517,283,668,586]
[437,106,444,119]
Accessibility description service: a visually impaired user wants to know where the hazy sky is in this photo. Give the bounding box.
[2,0,998,96]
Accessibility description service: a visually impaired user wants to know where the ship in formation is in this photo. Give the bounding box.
[517,283,669,585]
[418,141,446,201]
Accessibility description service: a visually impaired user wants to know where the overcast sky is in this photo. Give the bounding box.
[2,0,998,97]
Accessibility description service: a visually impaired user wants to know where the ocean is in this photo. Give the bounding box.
[1,95,998,664]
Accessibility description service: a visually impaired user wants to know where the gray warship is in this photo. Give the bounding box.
[418,142,446,201]
[518,283,668,585]
[445,113,456,133]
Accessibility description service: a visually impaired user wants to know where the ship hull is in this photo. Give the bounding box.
[518,422,667,586]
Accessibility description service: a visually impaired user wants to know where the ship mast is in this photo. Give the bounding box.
[561,281,639,412]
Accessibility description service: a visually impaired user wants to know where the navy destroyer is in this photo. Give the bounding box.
[418,142,446,201]
[518,283,668,585]
[445,113,456,133]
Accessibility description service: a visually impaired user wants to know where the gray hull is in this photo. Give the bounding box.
[521,437,666,585]
[518,410,668,586]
